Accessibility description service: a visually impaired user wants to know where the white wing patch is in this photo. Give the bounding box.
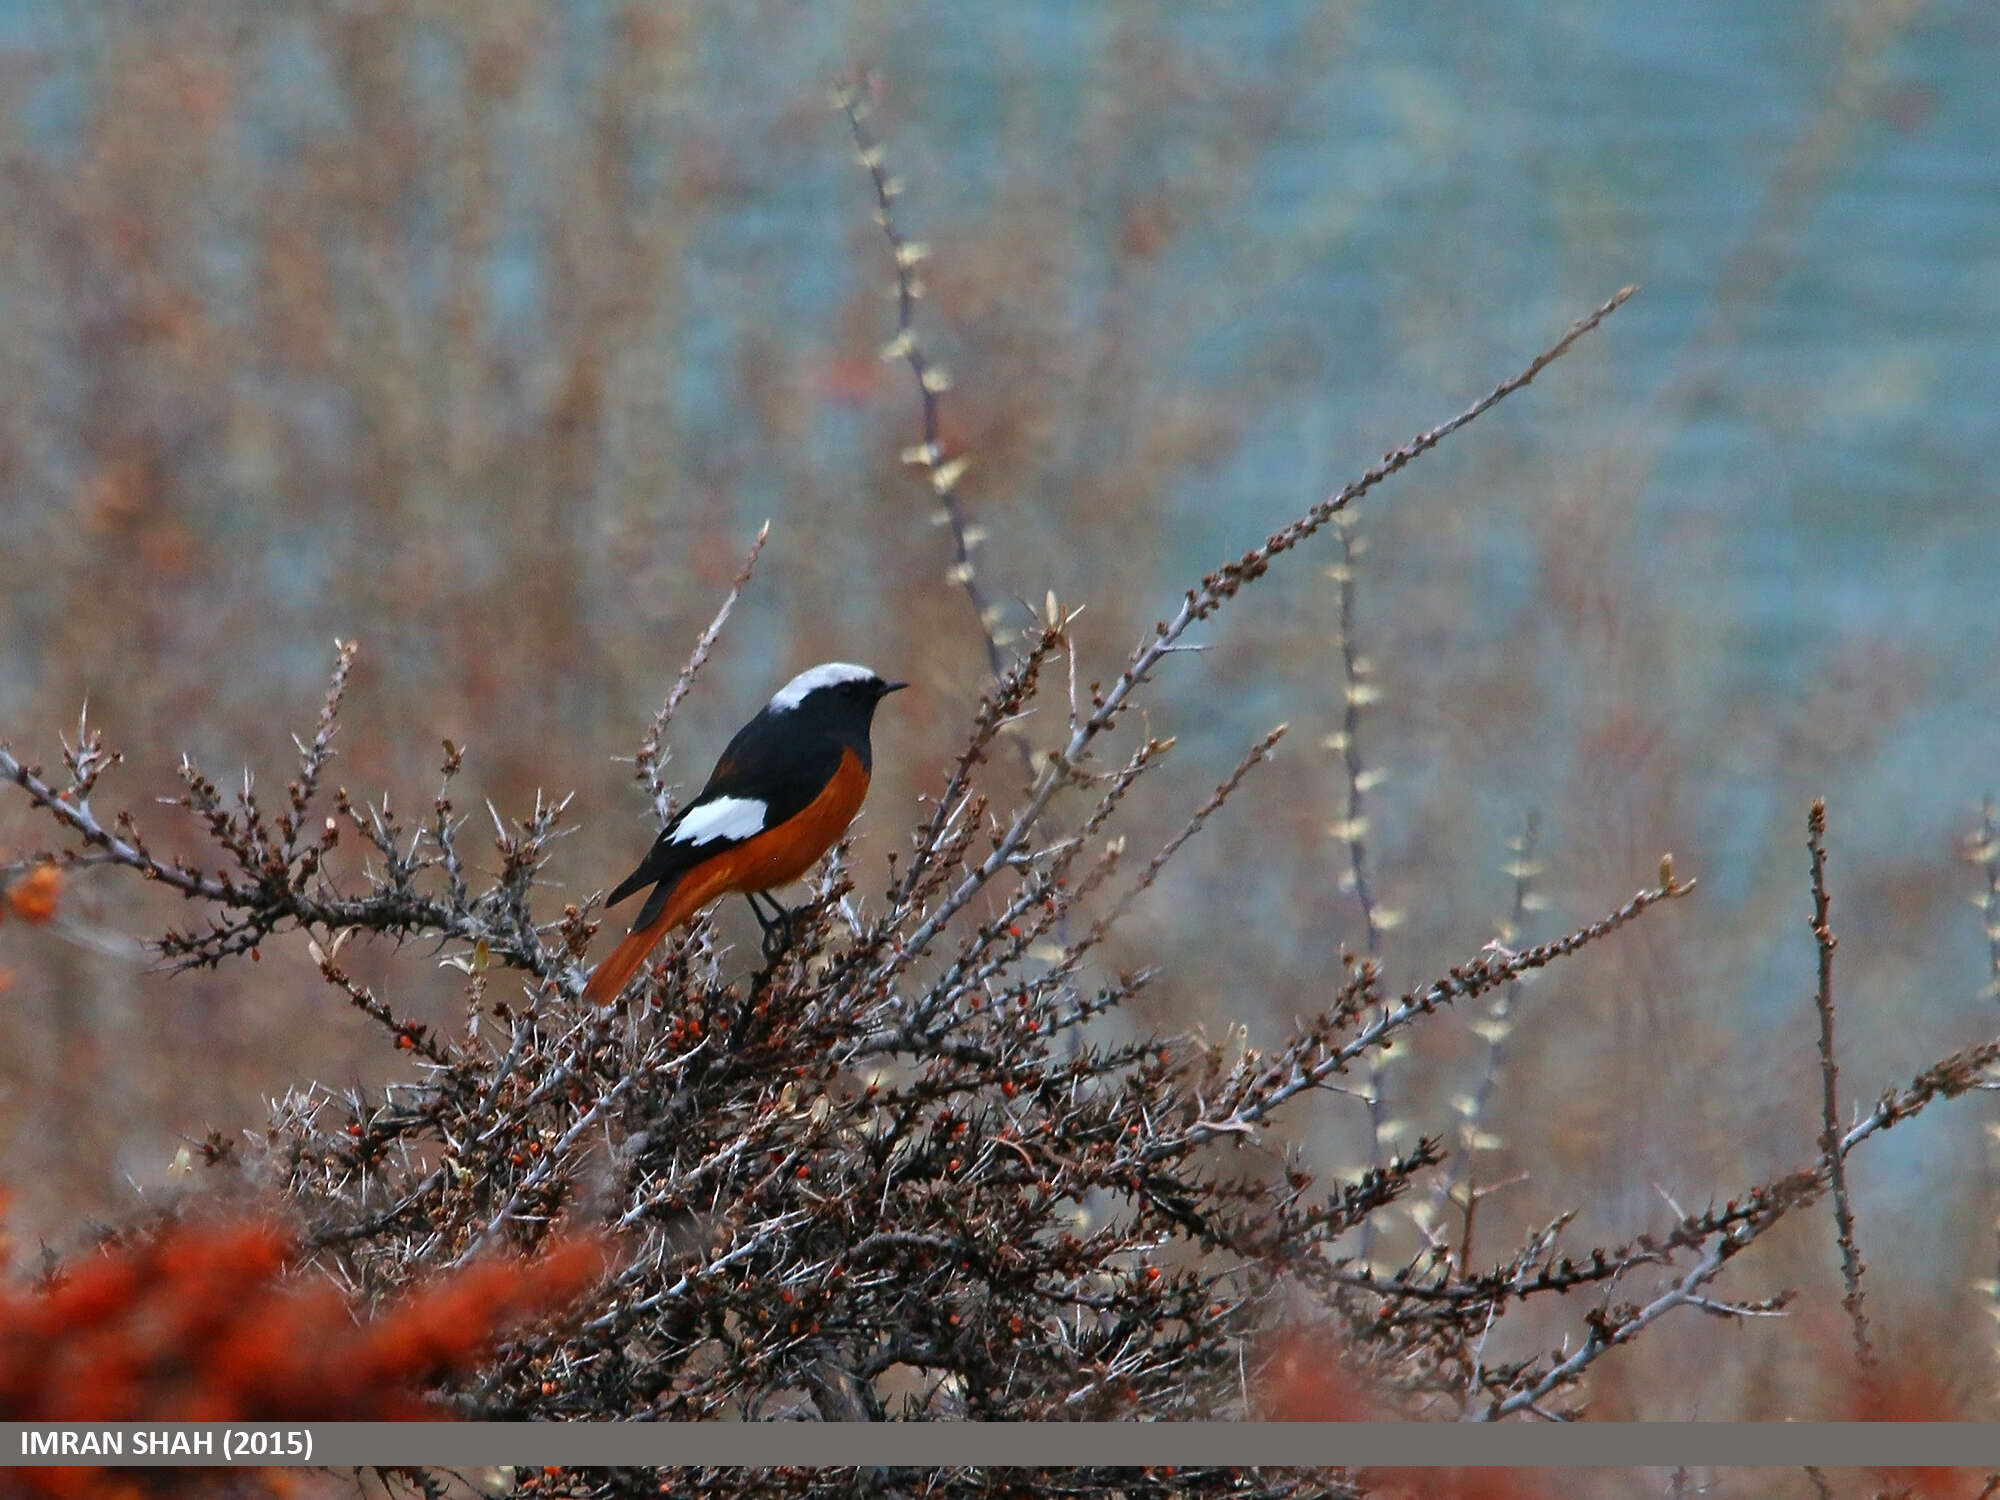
[668,796,768,847]
[769,661,877,711]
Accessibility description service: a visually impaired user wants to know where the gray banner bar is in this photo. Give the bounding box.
[6,1423,1999,1469]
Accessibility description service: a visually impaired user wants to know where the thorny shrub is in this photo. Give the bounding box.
[3,83,1999,1500]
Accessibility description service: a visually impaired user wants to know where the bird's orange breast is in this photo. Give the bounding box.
[584,742,877,1005]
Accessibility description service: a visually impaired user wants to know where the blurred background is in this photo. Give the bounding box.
[1,0,1996,1421]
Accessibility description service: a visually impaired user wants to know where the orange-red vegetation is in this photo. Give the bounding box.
[4,863,63,924]
[1,1213,605,1497]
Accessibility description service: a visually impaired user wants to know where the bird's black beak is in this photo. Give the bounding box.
[879,680,909,697]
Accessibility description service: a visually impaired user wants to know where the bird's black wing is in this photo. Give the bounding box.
[602,704,842,919]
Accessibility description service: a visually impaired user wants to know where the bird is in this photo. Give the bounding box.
[582,662,905,1005]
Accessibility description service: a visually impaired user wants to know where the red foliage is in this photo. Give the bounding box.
[1846,1357,1985,1500]
[1254,1331,1559,1500]
[1253,1327,1385,1421]
[0,1213,604,1498]
[3,862,63,924]
[1361,1475,1560,1500]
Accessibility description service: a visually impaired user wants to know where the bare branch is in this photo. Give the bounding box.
[836,77,1011,684]
[1808,798,1873,1371]
[634,521,771,826]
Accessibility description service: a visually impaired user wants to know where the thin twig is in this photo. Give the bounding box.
[1144,865,1694,1158]
[1328,515,1387,965]
[1435,811,1541,1264]
[1969,798,2000,1385]
[634,521,771,826]
[1328,516,1395,1261]
[1077,722,1290,957]
[1971,797,2000,1006]
[836,77,1009,683]
[1809,798,1873,1371]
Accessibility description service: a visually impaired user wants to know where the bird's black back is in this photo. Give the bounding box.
[604,679,890,913]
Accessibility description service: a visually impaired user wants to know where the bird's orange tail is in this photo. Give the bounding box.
[581,915,672,1006]
[583,841,790,1004]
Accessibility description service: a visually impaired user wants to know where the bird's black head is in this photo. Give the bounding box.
[767,662,905,740]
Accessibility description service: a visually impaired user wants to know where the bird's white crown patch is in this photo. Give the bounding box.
[769,662,878,711]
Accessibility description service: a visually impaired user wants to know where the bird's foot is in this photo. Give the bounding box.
[745,891,802,962]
